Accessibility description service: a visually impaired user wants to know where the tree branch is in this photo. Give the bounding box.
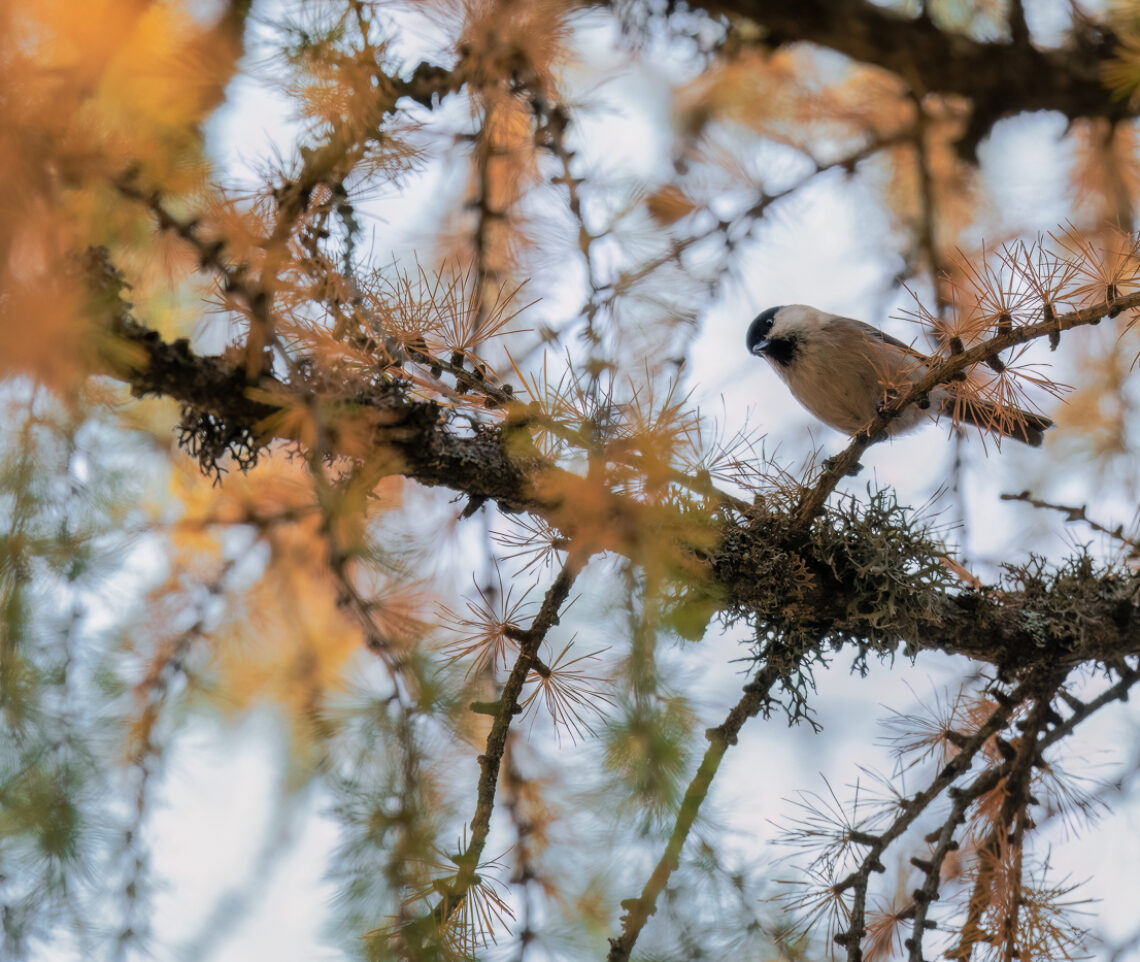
[92,289,1140,676]
[406,560,581,949]
[598,0,1128,157]
[838,677,1033,960]
[606,641,804,962]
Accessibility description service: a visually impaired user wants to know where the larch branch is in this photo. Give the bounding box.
[606,646,796,962]
[93,295,1140,676]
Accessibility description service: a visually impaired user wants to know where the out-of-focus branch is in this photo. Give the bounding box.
[1002,490,1140,561]
[606,642,804,962]
[602,128,917,317]
[911,99,948,315]
[594,0,1128,157]
[117,56,465,379]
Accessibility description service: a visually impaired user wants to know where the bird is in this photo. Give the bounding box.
[746,304,1053,446]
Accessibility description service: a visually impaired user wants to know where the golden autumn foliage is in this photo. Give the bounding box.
[0,0,239,387]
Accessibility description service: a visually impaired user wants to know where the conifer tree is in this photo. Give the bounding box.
[3,1,1140,960]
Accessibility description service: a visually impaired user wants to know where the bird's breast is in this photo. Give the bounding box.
[777,339,930,436]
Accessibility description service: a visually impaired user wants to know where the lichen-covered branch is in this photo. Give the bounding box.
[92,285,1140,677]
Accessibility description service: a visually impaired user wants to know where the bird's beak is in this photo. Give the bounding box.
[750,339,770,357]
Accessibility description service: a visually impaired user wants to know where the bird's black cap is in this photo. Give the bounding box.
[747,306,784,355]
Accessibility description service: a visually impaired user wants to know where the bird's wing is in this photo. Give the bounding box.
[848,318,930,362]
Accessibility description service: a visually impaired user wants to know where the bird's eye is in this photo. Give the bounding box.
[746,306,783,353]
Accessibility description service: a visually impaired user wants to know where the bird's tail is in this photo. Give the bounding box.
[940,397,1053,447]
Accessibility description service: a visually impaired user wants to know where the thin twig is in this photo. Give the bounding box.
[1002,490,1140,560]
[946,679,1061,962]
[599,128,918,320]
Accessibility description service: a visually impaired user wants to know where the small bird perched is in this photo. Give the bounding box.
[746,304,1053,446]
